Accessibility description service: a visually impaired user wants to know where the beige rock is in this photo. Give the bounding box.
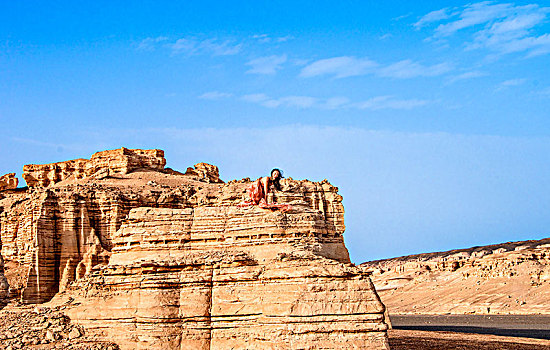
[0,148,389,349]
[361,238,550,315]
[0,173,18,191]
[184,162,224,183]
[22,147,166,187]
[0,253,8,300]
[68,326,82,339]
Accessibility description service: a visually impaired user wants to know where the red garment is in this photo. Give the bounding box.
[248,177,266,205]
[238,177,292,212]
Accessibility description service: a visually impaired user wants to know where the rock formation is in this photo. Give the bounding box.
[0,303,119,349]
[361,238,550,315]
[0,173,18,191]
[22,147,166,188]
[184,162,223,183]
[0,148,390,349]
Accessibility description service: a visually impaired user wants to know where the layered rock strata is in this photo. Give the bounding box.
[22,148,166,188]
[361,238,550,314]
[0,148,389,349]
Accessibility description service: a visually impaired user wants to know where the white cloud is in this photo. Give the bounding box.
[299,56,378,78]
[324,97,351,110]
[355,96,431,110]
[276,35,293,43]
[251,34,271,43]
[251,34,293,43]
[291,58,310,66]
[279,96,318,108]
[170,38,197,54]
[392,13,413,21]
[495,78,527,91]
[138,36,242,56]
[414,8,452,29]
[137,36,169,50]
[500,78,527,87]
[241,94,316,109]
[170,38,242,56]
[246,55,287,75]
[241,93,282,108]
[242,93,270,103]
[198,91,233,100]
[239,93,429,111]
[501,33,550,56]
[420,2,550,58]
[300,56,451,80]
[377,60,452,79]
[447,71,488,83]
[435,2,513,37]
[199,39,242,56]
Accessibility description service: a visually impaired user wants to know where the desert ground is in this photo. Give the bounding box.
[388,329,550,350]
[388,314,550,349]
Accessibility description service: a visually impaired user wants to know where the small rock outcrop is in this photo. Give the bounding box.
[0,173,18,191]
[0,148,390,349]
[184,162,223,183]
[0,303,119,349]
[361,238,550,315]
[22,148,166,187]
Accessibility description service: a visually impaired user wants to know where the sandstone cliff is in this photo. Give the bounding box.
[0,148,389,349]
[361,238,550,315]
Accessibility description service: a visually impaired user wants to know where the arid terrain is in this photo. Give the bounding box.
[388,329,550,350]
[0,148,389,349]
[361,238,550,315]
[2,147,549,349]
[361,237,550,348]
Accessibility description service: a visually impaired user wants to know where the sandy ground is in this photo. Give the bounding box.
[389,329,550,349]
[390,314,550,340]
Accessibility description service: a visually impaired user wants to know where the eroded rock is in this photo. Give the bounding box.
[22,148,166,188]
[0,148,389,349]
[0,173,18,191]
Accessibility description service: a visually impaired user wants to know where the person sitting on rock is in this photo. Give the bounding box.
[240,168,291,211]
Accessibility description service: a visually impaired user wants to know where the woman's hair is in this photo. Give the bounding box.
[271,168,283,191]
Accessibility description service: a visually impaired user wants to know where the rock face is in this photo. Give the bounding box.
[0,173,18,191]
[184,162,224,183]
[22,148,166,187]
[361,238,550,315]
[0,148,389,349]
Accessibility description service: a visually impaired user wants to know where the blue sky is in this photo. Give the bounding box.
[1,1,550,262]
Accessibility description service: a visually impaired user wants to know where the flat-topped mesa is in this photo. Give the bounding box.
[0,173,18,191]
[22,147,166,187]
[1,150,347,303]
[0,148,389,349]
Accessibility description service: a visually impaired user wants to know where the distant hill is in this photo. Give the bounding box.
[360,237,550,315]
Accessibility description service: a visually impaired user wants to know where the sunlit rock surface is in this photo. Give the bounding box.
[0,173,18,192]
[361,238,550,315]
[0,148,389,349]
